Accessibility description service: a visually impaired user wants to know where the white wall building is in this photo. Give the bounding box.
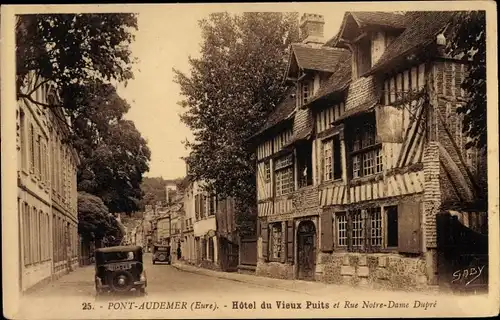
[16,71,79,292]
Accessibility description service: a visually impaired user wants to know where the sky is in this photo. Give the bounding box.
[116,4,346,180]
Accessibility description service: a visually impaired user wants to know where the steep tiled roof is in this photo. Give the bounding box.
[251,88,296,139]
[307,54,352,105]
[292,44,350,73]
[325,12,408,47]
[351,11,408,29]
[369,11,457,74]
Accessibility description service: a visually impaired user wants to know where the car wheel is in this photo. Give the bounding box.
[152,261,155,265]
[107,271,134,293]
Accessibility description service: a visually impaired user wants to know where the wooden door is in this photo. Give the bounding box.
[297,221,316,281]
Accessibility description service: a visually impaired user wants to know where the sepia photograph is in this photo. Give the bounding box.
[1,2,498,319]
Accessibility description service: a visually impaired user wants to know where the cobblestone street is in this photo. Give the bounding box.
[15,254,489,319]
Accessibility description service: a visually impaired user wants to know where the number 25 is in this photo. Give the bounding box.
[82,302,92,310]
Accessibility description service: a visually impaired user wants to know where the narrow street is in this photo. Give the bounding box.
[16,253,488,319]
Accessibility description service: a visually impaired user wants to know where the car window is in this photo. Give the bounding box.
[102,251,135,262]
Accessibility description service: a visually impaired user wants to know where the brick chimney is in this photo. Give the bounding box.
[300,13,325,46]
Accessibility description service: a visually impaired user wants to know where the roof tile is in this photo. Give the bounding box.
[252,88,296,138]
[370,11,457,73]
[351,11,408,29]
[292,44,350,73]
[308,54,352,104]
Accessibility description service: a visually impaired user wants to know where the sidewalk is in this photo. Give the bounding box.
[26,265,96,298]
[171,261,453,300]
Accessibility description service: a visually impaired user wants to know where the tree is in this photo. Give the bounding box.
[16,14,150,213]
[16,14,137,116]
[139,177,186,209]
[76,90,151,213]
[78,192,125,247]
[446,11,486,149]
[173,12,299,235]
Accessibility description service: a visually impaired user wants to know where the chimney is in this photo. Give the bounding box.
[300,13,325,46]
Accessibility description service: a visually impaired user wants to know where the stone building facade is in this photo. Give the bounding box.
[16,71,80,292]
[181,179,219,269]
[250,12,487,291]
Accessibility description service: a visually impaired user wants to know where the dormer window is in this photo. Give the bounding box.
[298,80,313,107]
[354,36,372,79]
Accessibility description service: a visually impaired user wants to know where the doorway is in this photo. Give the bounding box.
[297,220,316,281]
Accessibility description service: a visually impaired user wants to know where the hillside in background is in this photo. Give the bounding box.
[139,176,185,209]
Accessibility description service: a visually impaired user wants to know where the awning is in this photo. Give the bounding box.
[332,100,378,124]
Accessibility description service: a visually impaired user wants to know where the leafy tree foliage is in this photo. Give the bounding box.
[16,13,137,113]
[77,192,124,245]
[174,12,299,235]
[75,86,151,213]
[16,14,151,214]
[447,11,486,149]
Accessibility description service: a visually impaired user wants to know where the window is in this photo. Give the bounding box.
[36,134,42,180]
[322,135,343,182]
[264,161,271,182]
[23,203,30,266]
[201,194,207,217]
[20,111,27,170]
[356,36,372,78]
[208,237,215,261]
[46,214,51,260]
[350,116,382,178]
[323,140,332,181]
[336,212,347,247]
[274,154,294,196]
[385,206,398,247]
[297,142,313,188]
[29,124,35,173]
[53,214,57,262]
[51,138,56,192]
[194,195,200,219]
[201,239,207,259]
[269,223,283,260]
[299,80,312,107]
[336,206,399,252]
[38,211,43,261]
[368,207,382,247]
[208,195,216,216]
[351,210,364,248]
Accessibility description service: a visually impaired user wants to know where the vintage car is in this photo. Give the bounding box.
[94,245,147,296]
[152,244,171,264]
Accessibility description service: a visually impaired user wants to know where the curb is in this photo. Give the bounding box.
[171,263,314,295]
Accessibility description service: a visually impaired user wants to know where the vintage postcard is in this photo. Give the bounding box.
[1,2,499,319]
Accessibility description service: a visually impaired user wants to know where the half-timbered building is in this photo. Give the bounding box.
[251,11,487,291]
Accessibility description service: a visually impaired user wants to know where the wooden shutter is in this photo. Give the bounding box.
[347,211,353,252]
[286,220,294,263]
[261,222,269,262]
[280,222,287,263]
[320,211,334,252]
[398,201,422,253]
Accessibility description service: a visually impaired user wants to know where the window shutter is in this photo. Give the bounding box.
[398,201,422,253]
[286,220,295,263]
[261,222,269,262]
[320,211,334,252]
[280,222,287,263]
